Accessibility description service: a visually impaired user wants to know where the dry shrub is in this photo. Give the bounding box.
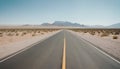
[113,35,118,39]
[101,33,109,37]
[84,31,87,33]
[16,33,19,36]
[33,31,37,33]
[98,31,100,34]
[44,30,48,33]
[32,34,36,36]
[97,31,101,35]
[21,32,27,36]
[38,31,40,33]
[89,32,95,35]
[41,32,44,35]
[7,33,14,36]
[0,32,3,37]
[49,30,53,32]
[111,32,114,35]
[114,32,119,35]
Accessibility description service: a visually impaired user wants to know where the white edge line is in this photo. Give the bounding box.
[90,44,120,64]
[0,30,61,63]
[0,47,30,63]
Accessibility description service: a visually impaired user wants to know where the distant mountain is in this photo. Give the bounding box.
[41,23,52,26]
[53,21,71,26]
[89,25,105,28]
[41,21,85,27]
[108,23,120,28]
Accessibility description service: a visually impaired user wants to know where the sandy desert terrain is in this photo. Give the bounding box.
[0,28,60,59]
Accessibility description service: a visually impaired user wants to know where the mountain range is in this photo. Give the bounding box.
[107,23,120,28]
[41,21,120,28]
[41,21,86,27]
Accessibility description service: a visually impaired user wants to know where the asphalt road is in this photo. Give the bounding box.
[0,30,120,69]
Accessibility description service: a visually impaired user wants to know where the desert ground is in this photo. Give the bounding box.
[0,28,60,59]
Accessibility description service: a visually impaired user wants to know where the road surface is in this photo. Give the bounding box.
[0,30,120,69]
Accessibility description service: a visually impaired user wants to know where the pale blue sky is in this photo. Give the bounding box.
[0,0,120,26]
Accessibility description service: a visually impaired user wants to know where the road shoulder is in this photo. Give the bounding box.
[68,30,120,64]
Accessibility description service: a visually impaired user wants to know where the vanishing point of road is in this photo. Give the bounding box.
[0,30,120,69]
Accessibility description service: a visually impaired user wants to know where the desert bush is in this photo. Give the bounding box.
[21,32,27,36]
[27,30,32,33]
[33,31,37,33]
[0,32,3,37]
[41,32,44,35]
[38,31,40,33]
[7,33,14,36]
[32,34,36,36]
[100,33,109,37]
[110,32,114,35]
[97,31,100,34]
[15,33,19,36]
[49,30,53,32]
[84,31,87,33]
[45,30,47,32]
[113,35,118,39]
[89,32,95,35]
[114,32,119,35]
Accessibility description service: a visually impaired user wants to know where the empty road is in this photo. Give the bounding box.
[0,30,120,69]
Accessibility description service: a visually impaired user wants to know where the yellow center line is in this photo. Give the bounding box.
[62,36,66,69]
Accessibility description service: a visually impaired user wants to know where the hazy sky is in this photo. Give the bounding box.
[0,0,120,26]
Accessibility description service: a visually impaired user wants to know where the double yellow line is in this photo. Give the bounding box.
[62,33,66,69]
